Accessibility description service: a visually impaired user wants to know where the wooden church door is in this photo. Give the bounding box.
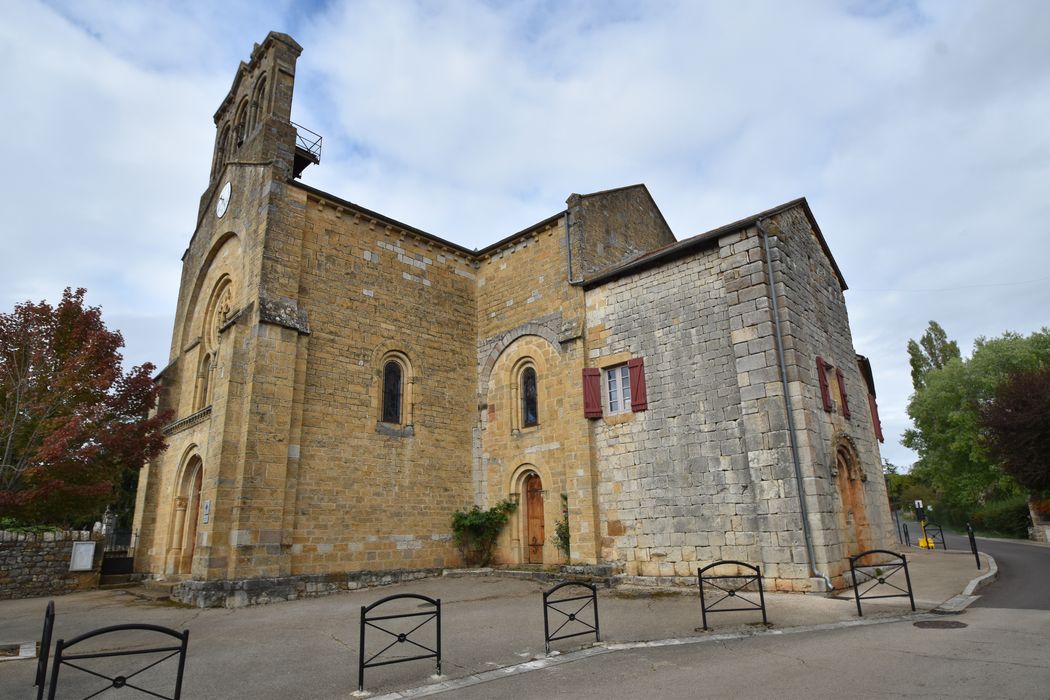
[525,474,545,564]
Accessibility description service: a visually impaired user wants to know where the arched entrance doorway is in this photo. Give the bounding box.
[834,445,869,557]
[167,456,203,576]
[524,473,545,564]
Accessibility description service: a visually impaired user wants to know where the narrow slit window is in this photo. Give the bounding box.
[521,366,538,427]
[382,361,402,424]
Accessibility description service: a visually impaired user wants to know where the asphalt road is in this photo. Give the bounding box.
[901,521,1050,610]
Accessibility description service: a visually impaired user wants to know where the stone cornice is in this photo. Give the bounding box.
[163,406,212,437]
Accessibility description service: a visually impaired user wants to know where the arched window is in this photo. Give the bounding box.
[213,124,230,179]
[193,352,213,412]
[521,366,538,427]
[249,76,267,132]
[234,98,249,148]
[382,360,403,424]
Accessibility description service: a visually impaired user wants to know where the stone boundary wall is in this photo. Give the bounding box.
[173,568,445,608]
[0,530,102,600]
[172,563,621,608]
[1029,502,1050,543]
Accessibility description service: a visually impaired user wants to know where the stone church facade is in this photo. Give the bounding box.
[132,33,894,607]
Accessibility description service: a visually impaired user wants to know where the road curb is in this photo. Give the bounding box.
[932,553,998,614]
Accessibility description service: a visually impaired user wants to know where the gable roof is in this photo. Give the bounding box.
[582,197,847,290]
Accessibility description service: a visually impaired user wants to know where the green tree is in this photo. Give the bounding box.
[907,321,961,391]
[0,289,169,526]
[903,328,1050,507]
[980,364,1050,494]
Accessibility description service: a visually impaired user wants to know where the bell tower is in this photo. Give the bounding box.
[199,31,320,221]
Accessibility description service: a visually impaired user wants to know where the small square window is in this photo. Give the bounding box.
[605,365,631,414]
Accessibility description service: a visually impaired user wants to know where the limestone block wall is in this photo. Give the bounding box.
[584,242,768,578]
[764,207,894,580]
[282,193,478,574]
[567,185,676,280]
[475,219,598,565]
[0,530,101,600]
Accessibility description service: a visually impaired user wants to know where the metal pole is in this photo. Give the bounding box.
[699,569,709,630]
[435,599,442,677]
[543,590,551,654]
[967,523,981,569]
[902,555,916,611]
[358,606,366,692]
[850,559,863,617]
[592,586,601,643]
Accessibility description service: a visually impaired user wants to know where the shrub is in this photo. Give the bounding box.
[551,493,569,560]
[970,495,1032,538]
[451,500,517,567]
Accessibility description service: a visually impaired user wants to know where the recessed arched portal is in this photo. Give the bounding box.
[167,454,204,576]
[834,442,869,558]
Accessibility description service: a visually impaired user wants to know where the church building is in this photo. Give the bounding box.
[132,33,894,608]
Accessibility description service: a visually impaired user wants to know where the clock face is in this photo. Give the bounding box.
[216,181,232,218]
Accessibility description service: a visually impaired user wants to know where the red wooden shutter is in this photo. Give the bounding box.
[628,357,648,412]
[816,357,833,412]
[835,368,851,419]
[868,393,884,442]
[583,368,602,418]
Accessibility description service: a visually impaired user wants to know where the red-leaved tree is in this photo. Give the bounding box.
[981,363,1050,494]
[0,288,169,526]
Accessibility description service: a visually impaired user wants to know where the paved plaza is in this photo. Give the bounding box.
[0,547,996,698]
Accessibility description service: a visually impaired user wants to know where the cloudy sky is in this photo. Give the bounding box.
[2,0,1047,467]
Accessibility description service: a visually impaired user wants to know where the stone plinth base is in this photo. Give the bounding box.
[172,568,443,608]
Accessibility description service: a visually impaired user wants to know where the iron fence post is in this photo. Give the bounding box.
[435,598,442,677]
[901,554,916,611]
[967,523,981,569]
[698,569,709,630]
[849,559,863,617]
[358,605,366,692]
[758,570,767,625]
[902,523,910,547]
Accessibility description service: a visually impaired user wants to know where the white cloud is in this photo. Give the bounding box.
[2,0,1047,466]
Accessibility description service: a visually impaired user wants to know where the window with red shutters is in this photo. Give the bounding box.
[868,393,884,442]
[835,367,850,419]
[816,357,833,412]
[582,368,602,418]
[628,357,648,412]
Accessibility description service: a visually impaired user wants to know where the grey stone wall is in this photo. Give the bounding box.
[583,202,893,590]
[765,207,895,580]
[584,240,767,579]
[0,530,101,600]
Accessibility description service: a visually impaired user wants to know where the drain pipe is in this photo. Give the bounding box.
[757,219,833,592]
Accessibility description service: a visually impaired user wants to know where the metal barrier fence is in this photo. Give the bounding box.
[697,560,768,630]
[358,593,441,692]
[902,522,911,547]
[848,549,916,617]
[924,522,948,550]
[34,600,55,700]
[966,523,981,569]
[542,581,601,654]
[46,623,189,699]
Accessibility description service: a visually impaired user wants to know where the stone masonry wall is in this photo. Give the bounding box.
[0,531,101,600]
[584,241,769,579]
[765,208,895,582]
[567,185,676,280]
[282,193,478,574]
[476,218,598,565]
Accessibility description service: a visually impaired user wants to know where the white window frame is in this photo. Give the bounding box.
[604,364,632,414]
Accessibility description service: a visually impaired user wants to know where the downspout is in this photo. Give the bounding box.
[757,219,833,592]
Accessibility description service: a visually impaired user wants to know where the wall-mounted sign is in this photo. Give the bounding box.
[69,541,96,571]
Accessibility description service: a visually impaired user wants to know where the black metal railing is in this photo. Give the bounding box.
[966,523,981,569]
[46,624,189,699]
[358,593,441,693]
[697,561,768,630]
[35,601,55,700]
[923,522,947,550]
[848,549,916,617]
[103,529,134,553]
[902,523,911,547]
[291,121,322,159]
[542,581,601,654]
